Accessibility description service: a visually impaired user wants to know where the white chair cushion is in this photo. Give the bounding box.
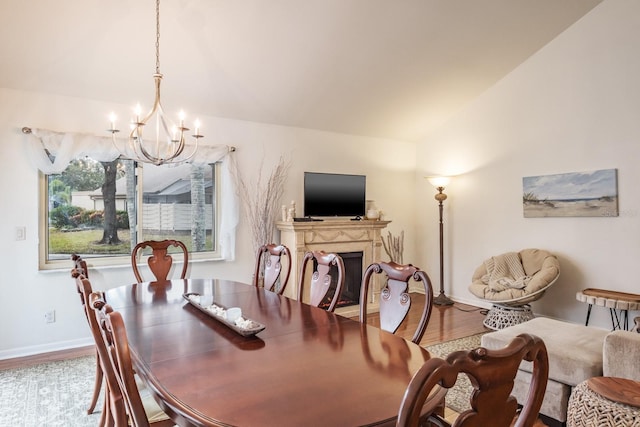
[135,374,173,424]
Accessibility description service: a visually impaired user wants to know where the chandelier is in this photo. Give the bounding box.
[108,0,202,166]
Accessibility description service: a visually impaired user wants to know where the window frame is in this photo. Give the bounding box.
[38,161,223,271]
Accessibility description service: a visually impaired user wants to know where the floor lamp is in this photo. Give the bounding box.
[428,176,454,306]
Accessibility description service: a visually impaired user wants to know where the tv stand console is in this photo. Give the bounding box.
[276,219,390,317]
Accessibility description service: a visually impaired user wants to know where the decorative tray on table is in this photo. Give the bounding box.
[182,292,266,337]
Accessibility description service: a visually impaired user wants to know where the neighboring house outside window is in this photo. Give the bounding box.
[40,157,221,269]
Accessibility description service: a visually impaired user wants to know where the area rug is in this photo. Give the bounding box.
[0,355,101,427]
[424,332,487,414]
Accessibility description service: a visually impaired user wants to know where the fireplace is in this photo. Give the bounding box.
[276,218,390,317]
[318,251,363,309]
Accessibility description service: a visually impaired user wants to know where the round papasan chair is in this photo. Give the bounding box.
[468,248,560,330]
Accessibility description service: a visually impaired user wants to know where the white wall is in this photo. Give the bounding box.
[416,0,640,329]
[0,87,416,358]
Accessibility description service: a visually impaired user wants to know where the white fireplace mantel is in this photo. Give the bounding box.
[276,219,390,317]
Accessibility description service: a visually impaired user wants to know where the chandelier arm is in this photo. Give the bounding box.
[136,74,164,125]
[179,139,200,162]
[131,74,169,165]
[138,143,160,165]
[168,137,186,159]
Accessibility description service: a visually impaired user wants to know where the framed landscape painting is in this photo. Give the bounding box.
[523,169,618,218]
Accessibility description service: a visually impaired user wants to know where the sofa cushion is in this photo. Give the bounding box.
[481,317,609,386]
[603,330,640,380]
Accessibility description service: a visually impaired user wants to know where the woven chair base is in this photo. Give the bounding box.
[483,304,534,330]
[568,381,640,427]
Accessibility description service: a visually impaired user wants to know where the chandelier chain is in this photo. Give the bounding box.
[155,0,161,74]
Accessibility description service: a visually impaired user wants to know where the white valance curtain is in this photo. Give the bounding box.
[25,128,238,261]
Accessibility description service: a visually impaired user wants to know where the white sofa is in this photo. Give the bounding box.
[481,317,640,426]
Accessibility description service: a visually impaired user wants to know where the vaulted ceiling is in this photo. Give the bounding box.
[0,0,602,141]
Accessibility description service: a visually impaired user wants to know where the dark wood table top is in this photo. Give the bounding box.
[104,279,434,427]
[587,376,640,408]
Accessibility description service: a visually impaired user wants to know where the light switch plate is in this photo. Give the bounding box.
[15,226,26,241]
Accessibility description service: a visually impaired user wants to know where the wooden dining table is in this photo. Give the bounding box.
[104,279,437,427]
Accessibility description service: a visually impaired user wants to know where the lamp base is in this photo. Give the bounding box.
[434,292,454,306]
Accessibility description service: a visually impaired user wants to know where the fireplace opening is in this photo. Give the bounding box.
[318,251,363,309]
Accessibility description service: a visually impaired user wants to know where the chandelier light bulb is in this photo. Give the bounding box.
[194,119,201,137]
[133,104,142,123]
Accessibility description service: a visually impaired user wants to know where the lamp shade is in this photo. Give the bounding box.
[427,176,451,188]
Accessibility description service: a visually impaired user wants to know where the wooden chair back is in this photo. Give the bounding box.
[131,239,189,282]
[91,293,156,427]
[74,277,128,426]
[253,243,292,295]
[360,262,434,344]
[397,333,549,427]
[71,253,88,278]
[297,251,345,312]
[71,265,104,418]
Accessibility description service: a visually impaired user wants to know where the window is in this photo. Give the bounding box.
[40,157,221,269]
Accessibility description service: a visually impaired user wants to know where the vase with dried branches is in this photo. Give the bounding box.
[381,230,404,264]
[232,156,290,283]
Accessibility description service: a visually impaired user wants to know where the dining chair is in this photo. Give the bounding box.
[297,250,345,312]
[75,273,127,427]
[70,266,103,421]
[90,292,175,427]
[131,239,189,282]
[72,253,89,278]
[468,248,560,330]
[359,261,435,345]
[253,243,292,295]
[396,333,549,427]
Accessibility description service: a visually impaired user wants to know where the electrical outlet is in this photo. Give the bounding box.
[44,310,55,324]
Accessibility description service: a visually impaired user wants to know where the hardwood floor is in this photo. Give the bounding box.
[0,344,95,371]
[353,293,491,346]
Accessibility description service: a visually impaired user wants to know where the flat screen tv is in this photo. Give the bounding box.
[304,172,366,218]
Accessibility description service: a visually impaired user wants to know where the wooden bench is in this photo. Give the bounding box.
[576,288,640,330]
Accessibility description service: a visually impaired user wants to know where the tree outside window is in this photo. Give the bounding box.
[45,156,218,262]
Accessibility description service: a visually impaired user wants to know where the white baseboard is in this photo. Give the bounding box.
[0,337,94,361]
[408,287,493,310]
[449,295,493,310]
